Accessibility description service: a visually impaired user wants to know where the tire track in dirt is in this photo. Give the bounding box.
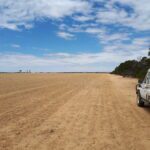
[107,75,150,150]
[0,84,82,149]
[14,88,91,150]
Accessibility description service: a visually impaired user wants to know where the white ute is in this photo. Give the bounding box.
[136,69,150,107]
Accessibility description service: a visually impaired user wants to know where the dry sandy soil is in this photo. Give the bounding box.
[0,73,149,150]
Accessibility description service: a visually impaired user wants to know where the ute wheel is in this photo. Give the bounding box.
[137,93,144,107]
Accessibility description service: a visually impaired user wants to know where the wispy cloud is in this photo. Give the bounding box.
[96,0,150,31]
[73,15,93,22]
[57,31,75,40]
[0,0,90,30]
[1,0,149,31]
[0,37,148,72]
[11,44,21,48]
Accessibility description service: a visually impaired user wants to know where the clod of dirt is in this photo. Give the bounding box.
[49,129,55,134]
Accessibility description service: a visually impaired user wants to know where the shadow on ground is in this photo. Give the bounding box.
[143,104,150,114]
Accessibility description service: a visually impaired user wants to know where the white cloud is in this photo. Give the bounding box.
[96,0,150,31]
[73,15,93,22]
[0,37,148,72]
[0,0,149,32]
[0,0,90,30]
[11,44,21,48]
[57,31,75,40]
[97,9,129,24]
[85,28,104,34]
[0,52,119,72]
[84,27,131,44]
[59,23,95,33]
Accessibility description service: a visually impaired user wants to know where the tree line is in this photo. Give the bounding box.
[112,49,150,80]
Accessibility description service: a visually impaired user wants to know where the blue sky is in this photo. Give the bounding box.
[0,0,150,72]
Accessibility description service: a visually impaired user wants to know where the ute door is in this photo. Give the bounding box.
[145,72,150,100]
[140,76,147,100]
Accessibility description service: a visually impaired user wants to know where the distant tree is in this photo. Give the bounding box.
[19,70,22,73]
[137,56,142,62]
[148,47,150,57]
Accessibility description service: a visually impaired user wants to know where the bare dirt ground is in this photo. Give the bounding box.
[0,73,149,150]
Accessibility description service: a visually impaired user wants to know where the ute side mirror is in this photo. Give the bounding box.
[138,79,142,88]
[138,79,143,84]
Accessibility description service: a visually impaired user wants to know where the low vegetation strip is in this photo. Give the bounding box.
[112,57,150,79]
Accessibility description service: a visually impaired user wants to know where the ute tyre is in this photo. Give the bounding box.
[137,93,144,107]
